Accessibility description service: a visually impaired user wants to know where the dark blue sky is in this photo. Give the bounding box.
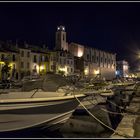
[0,2,140,68]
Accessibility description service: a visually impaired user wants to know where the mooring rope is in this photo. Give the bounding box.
[75,82,138,116]
[83,88,124,110]
[96,94,124,111]
[74,86,129,116]
[100,107,126,115]
[86,98,126,116]
[95,87,140,116]
[95,93,127,115]
[73,92,133,138]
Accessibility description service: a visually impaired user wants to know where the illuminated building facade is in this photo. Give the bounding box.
[19,44,49,79]
[1,52,20,80]
[19,47,31,79]
[56,51,74,76]
[0,25,116,80]
[0,42,49,80]
[55,26,75,76]
[55,26,116,80]
[69,43,116,79]
[49,50,74,76]
[8,51,20,80]
[0,42,20,80]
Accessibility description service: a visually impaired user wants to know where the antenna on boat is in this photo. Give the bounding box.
[30,88,38,98]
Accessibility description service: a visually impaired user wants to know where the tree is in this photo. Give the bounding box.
[58,70,65,76]
[1,61,11,81]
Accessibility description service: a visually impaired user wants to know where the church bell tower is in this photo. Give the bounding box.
[55,25,68,51]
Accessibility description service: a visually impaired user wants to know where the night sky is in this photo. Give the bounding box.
[0,2,140,69]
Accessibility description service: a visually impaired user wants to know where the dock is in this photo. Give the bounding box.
[111,83,140,138]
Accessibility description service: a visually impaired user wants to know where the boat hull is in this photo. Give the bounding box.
[0,95,85,132]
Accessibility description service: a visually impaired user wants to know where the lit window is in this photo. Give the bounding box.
[84,68,88,75]
[94,69,100,75]
[77,48,83,57]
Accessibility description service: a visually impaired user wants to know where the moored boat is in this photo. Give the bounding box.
[0,91,86,132]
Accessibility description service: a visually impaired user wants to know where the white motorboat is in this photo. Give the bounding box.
[0,73,87,133]
[0,90,86,132]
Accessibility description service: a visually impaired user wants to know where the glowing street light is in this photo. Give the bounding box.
[84,68,88,75]
[94,69,100,75]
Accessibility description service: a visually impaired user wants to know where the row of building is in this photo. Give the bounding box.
[55,25,116,80]
[0,25,117,80]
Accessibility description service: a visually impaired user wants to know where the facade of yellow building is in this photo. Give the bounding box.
[0,42,50,80]
[0,49,19,80]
